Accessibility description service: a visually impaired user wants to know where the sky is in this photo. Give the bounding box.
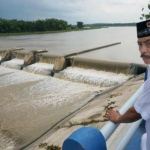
[0,0,149,25]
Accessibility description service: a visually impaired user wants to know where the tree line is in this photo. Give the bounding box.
[0,17,137,34]
[0,18,68,33]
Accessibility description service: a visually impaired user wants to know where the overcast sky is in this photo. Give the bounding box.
[0,0,149,24]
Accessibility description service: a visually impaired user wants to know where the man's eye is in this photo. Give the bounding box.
[146,42,150,47]
[138,43,142,47]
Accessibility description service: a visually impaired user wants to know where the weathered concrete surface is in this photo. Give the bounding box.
[24,73,144,150]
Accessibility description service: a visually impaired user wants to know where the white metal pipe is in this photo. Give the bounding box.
[100,84,144,140]
[116,119,142,150]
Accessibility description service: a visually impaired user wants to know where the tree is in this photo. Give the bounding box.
[0,18,68,33]
[140,1,150,20]
[77,22,84,28]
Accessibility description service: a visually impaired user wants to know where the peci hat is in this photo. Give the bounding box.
[137,20,150,38]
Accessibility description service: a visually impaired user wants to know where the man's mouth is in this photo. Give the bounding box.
[140,54,150,59]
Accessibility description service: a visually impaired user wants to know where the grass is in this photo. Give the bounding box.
[0,27,102,36]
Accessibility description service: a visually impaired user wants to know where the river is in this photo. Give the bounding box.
[0,27,143,64]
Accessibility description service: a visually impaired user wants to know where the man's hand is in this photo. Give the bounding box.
[103,107,141,124]
[104,110,121,124]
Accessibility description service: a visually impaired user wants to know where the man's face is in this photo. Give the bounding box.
[138,36,150,64]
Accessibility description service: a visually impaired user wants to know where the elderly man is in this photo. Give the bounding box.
[104,20,150,150]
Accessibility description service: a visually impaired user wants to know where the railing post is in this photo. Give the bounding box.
[62,127,106,150]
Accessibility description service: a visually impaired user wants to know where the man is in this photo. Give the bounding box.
[104,20,150,150]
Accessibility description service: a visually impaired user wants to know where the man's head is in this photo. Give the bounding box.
[137,20,150,64]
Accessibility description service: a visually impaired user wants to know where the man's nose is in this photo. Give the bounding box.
[140,44,148,53]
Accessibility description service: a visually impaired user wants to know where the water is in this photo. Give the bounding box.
[55,67,129,86]
[0,27,142,149]
[0,27,143,64]
[0,66,120,149]
[0,66,130,150]
[1,59,24,70]
[23,62,54,75]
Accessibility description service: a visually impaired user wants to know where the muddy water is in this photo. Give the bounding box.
[54,67,129,86]
[0,66,111,150]
[0,65,130,150]
[23,62,54,75]
[1,59,24,70]
[0,27,143,64]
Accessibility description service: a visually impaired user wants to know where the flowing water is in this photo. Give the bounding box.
[54,67,129,86]
[1,59,24,70]
[0,66,130,150]
[23,62,54,75]
[0,27,142,149]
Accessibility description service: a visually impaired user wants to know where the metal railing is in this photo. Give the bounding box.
[115,119,142,150]
[62,84,144,150]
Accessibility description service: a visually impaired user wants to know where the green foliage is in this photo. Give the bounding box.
[67,24,76,29]
[104,100,118,112]
[0,18,68,33]
[77,21,84,28]
[38,143,61,150]
[140,1,150,20]
[46,145,61,150]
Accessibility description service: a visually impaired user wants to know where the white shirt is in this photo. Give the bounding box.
[134,65,150,150]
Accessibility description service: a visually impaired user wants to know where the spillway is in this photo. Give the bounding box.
[0,48,146,150]
[54,67,129,87]
[0,65,126,150]
[23,53,57,75]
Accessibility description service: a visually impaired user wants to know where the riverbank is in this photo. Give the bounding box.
[0,27,103,36]
[25,73,144,150]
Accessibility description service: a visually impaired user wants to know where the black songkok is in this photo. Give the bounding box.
[136,20,150,38]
